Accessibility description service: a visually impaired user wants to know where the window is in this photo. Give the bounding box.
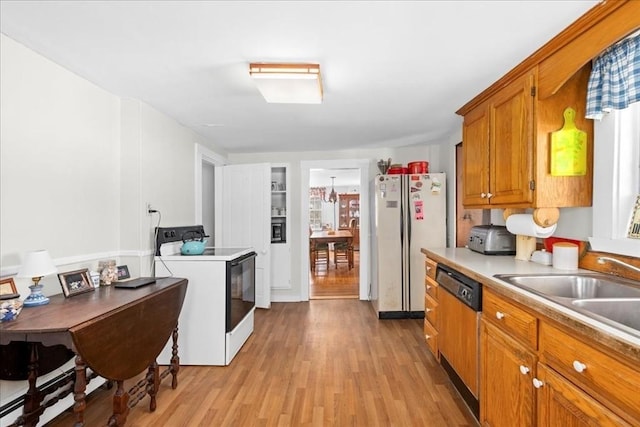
[589,101,640,257]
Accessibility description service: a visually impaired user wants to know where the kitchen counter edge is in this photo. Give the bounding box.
[422,247,640,363]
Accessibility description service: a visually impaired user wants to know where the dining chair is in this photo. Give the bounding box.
[333,233,353,270]
[311,241,330,271]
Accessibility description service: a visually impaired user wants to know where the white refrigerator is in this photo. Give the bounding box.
[371,173,446,318]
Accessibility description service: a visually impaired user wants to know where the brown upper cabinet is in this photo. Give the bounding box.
[457,0,640,210]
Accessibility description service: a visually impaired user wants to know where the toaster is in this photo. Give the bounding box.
[468,225,516,255]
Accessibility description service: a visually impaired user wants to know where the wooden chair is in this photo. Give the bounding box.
[309,227,329,272]
[333,236,353,270]
[311,241,330,272]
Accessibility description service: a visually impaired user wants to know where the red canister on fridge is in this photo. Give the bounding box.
[407,161,429,174]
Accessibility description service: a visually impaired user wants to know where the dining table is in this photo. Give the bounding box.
[309,229,353,245]
[309,230,354,270]
[0,277,188,427]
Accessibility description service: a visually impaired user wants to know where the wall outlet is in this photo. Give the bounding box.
[146,203,154,215]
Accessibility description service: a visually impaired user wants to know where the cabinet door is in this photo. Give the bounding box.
[536,363,631,427]
[480,319,536,427]
[219,163,271,309]
[489,71,534,206]
[462,104,490,206]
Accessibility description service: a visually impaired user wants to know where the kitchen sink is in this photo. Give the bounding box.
[493,274,640,299]
[571,299,640,335]
[493,273,640,338]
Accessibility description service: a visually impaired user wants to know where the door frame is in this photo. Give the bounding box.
[194,144,227,227]
[300,159,371,301]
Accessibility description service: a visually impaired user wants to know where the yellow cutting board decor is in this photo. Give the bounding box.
[550,107,587,176]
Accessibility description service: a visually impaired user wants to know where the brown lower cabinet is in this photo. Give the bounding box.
[535,363,629,426]
[480,319,536,427]
[480,288,640,426]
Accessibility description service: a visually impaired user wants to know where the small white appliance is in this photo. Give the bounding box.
[371,173,446,318]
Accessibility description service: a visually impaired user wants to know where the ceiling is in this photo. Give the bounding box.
[0,1,599,154]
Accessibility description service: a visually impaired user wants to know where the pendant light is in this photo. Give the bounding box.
[328,177,337,204]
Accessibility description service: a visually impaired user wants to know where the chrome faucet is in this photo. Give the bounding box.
[597,257,640,274]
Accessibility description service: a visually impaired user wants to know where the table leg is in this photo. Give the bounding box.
[170,325,180,389]
[73,355,87,427]
[108,380,129,426]
[20,343,44,427]
[147,361,159,412]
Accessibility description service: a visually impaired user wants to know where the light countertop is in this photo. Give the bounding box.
[422,247,640,362]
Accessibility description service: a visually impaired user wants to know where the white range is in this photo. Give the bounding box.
[155,246,256,366]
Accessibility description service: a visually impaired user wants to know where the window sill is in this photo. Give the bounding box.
[588,237,640,258]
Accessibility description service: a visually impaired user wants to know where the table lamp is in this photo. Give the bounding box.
[18,249,58,307]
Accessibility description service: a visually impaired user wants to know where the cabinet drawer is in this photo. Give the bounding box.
[425,258,437,281]
[425,276,438,300]
[539,322,640,422]
[425,293,438,326]
[483,289,537,349]
[424,319,439,360]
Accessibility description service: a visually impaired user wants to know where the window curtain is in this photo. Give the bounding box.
[586,33,640,120]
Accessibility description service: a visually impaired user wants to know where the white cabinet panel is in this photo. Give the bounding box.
[219,163,271,308]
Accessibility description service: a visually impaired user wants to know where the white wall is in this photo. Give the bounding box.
[1,34,121,296]
[0,34,226,295]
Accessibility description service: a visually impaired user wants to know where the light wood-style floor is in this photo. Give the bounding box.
[309,250,359,299]
[45,300,477,426]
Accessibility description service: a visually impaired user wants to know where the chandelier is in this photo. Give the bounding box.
[328,177,337,203]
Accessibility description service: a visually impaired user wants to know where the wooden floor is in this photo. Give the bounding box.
[45,300,478,426]
[309,250,359,299]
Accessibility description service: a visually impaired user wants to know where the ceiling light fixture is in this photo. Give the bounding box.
[249,63,323,104]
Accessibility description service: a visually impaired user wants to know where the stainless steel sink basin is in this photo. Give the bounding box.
[572,299,640,336]
[493,274,640,299]
[493,273,640,338]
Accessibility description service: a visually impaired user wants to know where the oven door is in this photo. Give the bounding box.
[226,252,256,332]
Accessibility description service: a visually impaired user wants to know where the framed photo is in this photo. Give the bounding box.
[628,194,640,239]
[116,265,131,281]
[58,269,95,298]
[0,277,18,296]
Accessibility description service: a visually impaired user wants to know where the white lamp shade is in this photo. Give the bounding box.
[18,250,58,278]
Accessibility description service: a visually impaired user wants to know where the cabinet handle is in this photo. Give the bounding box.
[487,192,493,199]
[426,308,432,313]
[426,285,432,290]
[426,266,432,272]
[425,334,432,340]
[519,365,530,375]
[495,311,505,320]
[572,360,587,373]
[481,192,487,198]
[532,378,544,388]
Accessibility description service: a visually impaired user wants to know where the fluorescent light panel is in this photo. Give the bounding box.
[249,63,323,104]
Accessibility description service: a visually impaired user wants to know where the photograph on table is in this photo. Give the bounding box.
[116,265,131,281]
[58,268,95,297]
[0,277,18,296]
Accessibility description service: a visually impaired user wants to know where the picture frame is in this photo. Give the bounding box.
[628,194,640,239]
[58,269,95,298]
[0,277,18,296]
[116,265,131,281]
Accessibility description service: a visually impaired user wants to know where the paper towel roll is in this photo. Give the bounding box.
[553,242,578,270]
[506,214,557,238]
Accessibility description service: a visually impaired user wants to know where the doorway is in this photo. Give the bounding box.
[309,168,360,299]
[300,159,370,302]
